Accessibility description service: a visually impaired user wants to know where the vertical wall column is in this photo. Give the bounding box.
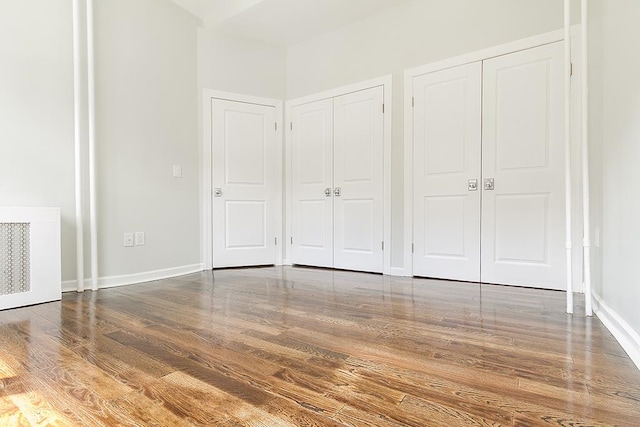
[581,0,593,316]
[564,0,574,314]
[72,0,85,292]
[87,0,98,291]
[72,0,99,292]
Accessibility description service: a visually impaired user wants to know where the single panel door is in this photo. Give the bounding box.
[291,99,334,267]
[212,99,277,267]
[333,86,384,273]
[413,62,482,282]
[481,42,566,289]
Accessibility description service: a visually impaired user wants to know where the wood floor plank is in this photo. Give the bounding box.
[0,394,31,427]
[0,266,639,426]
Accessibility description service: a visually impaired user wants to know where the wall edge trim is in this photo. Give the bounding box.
[593,292,640,372]
[62,263,205,292]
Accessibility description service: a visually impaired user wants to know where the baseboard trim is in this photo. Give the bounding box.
[593,293,640,371]
[62,264,205,293]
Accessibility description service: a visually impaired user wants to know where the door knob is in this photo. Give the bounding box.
[334,187,341,197]
[484,178,494,191]
[324,188,332,197]
[214,188,223,197]
[468,179,478,191]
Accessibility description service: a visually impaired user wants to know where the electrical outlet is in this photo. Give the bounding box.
[135,232,145,246]
[124,233,134,247]
[172,165,182,178]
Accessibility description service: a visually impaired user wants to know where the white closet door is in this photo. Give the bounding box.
[333,86,384,273]
[212,99,277,267]
[481,42,565,289]
[291,99,334,267]
[412,62,482,282]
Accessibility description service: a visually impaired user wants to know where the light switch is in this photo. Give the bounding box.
[173,165,182,178]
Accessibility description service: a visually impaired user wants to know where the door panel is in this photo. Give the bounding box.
[291,99,334,267]
[482,42,565,289]
[333,86,384,273]
[413,62,482,282]
[212,99,276,267]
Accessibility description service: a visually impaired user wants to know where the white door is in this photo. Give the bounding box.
[412,62,482,282]
[334,86,384,273]
[481,42,565,289]
[212,99,277,268]
[291,99,334,268]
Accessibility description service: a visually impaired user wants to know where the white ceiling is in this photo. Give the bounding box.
[171,0,412,46]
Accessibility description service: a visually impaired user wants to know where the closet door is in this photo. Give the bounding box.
[481,42,565,289]
[333,86,384,273]
[413,62,482,281]
[291,99,334,267]
[212,99,277,267]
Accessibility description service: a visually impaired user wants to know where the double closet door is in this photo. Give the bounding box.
[291,86,384,273]
[413,42,566,289]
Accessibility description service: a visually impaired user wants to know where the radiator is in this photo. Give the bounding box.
[0,207,61,310]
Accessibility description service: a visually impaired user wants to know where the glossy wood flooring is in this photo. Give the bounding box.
[1,267,640,426]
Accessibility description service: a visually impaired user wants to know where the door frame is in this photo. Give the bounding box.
[202,90,283,270]
[403,28,584,285]
[284,75,393,274]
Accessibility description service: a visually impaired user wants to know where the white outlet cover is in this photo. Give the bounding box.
[124,233,134,247]
[172,165,182,178]
[135,232,145,246]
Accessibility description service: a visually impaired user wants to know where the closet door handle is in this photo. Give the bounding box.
[325,188,332,197]
[334,187,341,197]
[484,178,495,191]
[214,188,223,197]
[468,179,478,191]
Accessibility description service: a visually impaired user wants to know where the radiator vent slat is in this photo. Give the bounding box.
[0,223,31,296]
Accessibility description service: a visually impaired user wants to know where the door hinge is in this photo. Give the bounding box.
[275,237,277,245]
[382,241,384,250]
[275,122,278,131]
[411,243,414,253]
[382,103,385,114]
[290,237,293,245]
[412,97,415,107]
[290,122,293,130]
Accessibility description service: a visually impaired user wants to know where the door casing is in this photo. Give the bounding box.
[404,27,584,289]
[285,75,393,275]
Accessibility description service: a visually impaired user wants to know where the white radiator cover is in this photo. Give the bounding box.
[0,207,61,310]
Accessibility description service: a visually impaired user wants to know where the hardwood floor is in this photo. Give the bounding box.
[1,267,639,426]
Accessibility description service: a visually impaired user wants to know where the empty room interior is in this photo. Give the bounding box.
[2,0,640,425]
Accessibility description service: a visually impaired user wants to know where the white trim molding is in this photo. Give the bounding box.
[201,90,284,270]
[62,264,204,292]
[284,75,393,275]
[593,293,640,371]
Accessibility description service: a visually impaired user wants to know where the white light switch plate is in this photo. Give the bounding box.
[124,233,134,247]
[172,165,182,178]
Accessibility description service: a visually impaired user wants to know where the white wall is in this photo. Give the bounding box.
[95,0,201,278]
[198,29,286,99]
[590,0,640,363]
[0,0,76,281]
[286,0,572,270]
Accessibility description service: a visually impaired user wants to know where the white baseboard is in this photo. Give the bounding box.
[62,264,204,293]
[593,293,640,371]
